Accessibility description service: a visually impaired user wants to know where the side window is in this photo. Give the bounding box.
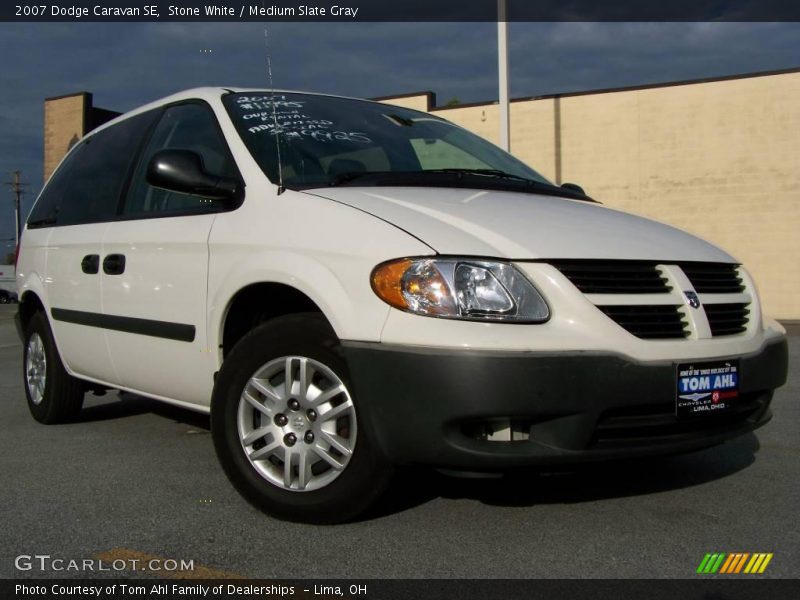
[28,111,157,228]
[124,103,238,216]
[28,110,158,228]
[27,146,83,228]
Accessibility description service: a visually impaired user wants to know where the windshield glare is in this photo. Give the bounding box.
[223,92,552,190]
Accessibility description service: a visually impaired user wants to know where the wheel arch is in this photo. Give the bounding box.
[18,290,46,333]
[219,282,332,358]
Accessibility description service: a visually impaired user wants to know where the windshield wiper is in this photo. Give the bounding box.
[329,171,367,186]
[427,169,593,200]
[331,169,540,187]
[427,168,531,182]
[27,217,57,228]
[326,169,594,201]
[328,171,410,187]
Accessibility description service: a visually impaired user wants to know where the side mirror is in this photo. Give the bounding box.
[146,149,240,202]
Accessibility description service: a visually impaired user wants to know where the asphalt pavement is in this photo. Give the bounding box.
[0,304,797,579]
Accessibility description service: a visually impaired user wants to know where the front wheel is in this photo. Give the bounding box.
[211,314,392,523]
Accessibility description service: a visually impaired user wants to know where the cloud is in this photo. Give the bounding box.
[0,21,798,236]
[504,22,800,97]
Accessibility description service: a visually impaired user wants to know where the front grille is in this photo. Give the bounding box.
[681,262,744,293]
[705,303,750,336]
[590,392,768,449]
[548,259,750,340]
[598,305,688,339]
[550,261,670,294]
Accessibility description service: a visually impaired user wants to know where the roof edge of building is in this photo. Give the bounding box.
[376,66,800,112]
[44,91,93,103]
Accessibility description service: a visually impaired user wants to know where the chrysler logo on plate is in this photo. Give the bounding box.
[684,291,701,309]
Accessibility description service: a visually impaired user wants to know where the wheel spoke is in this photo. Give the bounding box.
[321,399,353,423]
[298,358,309,401]
[249,378,282,404]
[313,445,345,470]
[241,426,272,446]
[320,431,352,456]
[283,452,294,488]
[243,390,273,417]
[297,450,311,490]
[248,439,281,461]
[309,383,346,407]
[284,357,294,396]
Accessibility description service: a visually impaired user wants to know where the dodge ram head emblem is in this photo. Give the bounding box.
[684,291,701,309]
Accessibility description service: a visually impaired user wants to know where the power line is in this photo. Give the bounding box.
[4,170,29,249]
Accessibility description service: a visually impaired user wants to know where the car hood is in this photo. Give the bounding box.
[305,186,735,262]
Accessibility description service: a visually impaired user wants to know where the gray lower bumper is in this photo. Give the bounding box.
[342,337,788,470]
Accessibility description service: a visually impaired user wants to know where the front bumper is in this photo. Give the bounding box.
[342,336,788,470]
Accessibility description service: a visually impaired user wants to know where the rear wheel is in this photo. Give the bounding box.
[211,314,392,523]
[23,312,84,423]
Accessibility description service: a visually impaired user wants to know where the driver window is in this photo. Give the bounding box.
[124,103,237,216]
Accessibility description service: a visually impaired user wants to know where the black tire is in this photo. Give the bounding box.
[23,311,84,424]
[211,313,393,524]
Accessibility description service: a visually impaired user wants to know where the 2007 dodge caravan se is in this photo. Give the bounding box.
[16,88,788,523]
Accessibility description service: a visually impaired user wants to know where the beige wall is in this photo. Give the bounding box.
[381,71,800,319]
[376,93,433,113]
[43,93,88,181]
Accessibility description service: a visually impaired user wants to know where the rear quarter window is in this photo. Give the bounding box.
[28,110,159,228]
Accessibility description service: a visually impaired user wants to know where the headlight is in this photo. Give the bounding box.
[371,258,549,323]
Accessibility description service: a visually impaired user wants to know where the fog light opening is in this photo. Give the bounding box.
[464,418,531,442]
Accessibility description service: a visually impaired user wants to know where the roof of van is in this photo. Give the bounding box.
[82,87,382,139]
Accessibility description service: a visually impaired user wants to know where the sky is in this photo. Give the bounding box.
[1,20,799,247]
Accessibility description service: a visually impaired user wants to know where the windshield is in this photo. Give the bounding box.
[223,92,570,195]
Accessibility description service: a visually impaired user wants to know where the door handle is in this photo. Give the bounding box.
[103,254,126,275]
[81,254,100,274]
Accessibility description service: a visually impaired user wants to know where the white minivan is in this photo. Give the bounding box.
[16,88,788,523]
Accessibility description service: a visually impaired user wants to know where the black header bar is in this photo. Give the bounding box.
[4,0,800,22]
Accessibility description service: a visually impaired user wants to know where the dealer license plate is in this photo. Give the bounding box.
[676,360,739,419]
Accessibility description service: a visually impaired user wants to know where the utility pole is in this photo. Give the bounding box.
[5,170,29,249]
[497,0,510,152]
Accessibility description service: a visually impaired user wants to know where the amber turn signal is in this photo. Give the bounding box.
[371,259,414,310]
